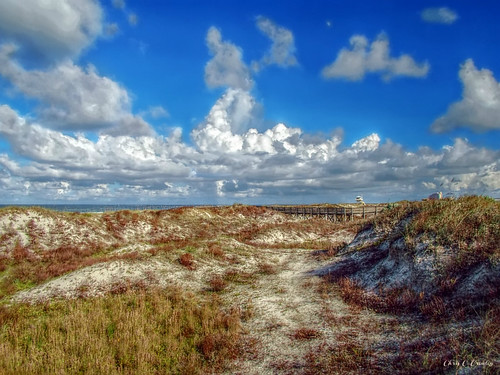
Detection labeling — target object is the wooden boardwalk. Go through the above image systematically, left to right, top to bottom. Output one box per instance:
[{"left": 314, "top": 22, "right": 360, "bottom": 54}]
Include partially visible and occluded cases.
[{"left": 265, "top": 205, "right": 384, "bottom": 222}]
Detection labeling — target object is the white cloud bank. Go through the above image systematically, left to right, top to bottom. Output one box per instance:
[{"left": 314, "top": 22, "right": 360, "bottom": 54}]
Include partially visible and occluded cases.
[
  {"left": 421, "top": 7, "right": 458, "bottom": 25},
  {"left": 322, "top": 33, "right": 430, "bottom": 81},
  {"left": 431, "top": 59, "right": 500, "bottom": 133},
  {"left": 1, "top": 95, "right": 498, "bottom": 203},
  {"left": 0, "top": 104, "right": 193, "bottom": 182}
]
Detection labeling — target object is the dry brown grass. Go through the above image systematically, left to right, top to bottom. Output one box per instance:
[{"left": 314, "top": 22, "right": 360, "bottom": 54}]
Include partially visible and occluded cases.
[
  {"left": 319, "top": 196, "right": 499, "bottom": 374},
  {"left": 331, "top": 196, "right": 499, "bottom": 320},
  {"left": 3, "top": 201, "right": 496, "bottom": 373},
  {"left": 0, "top": 204, "right": 312, "bottom": 301},
  {"left": 241, "top": 218, "right": 359, "bottom": 250},
  {"left": 312, "top": 241, "right": 348, "bottom": 261},
  {"left": 0, "top": 242, "right": 147, "bottom": 299},
  {"left": 206, "top": 243, "right": 226, "bottom": 259},
  {"left": 178, "top": 253, "right": 195, "bottom": 270},
  {"left": 0, "top": 255, "right": 7, "bottom": 273},
  {"left": 257, "top": 262, "right": 277, "bottom": 275},
  {"left": 223, "top": 269, "right": 256, "bottom": 285},
  {"left": 208, "top": 275, "right": 227, "bottom": 292},
  {"left": 335, "top": 277, "right": 463, "bottom": 322},
  {"left": 315, "top": 278, "right": 500, "bottom": 375},
  {"left": 0, "top": 287, "right": 242, "bottom": 375},
  {"left": 476, "top": 305, "right": 500, "bottom": 367},
  {"left": 291, "top": 327, "right": 322, "bottom": 341},
  {"left": 302, "top": 341, "right": 375, "bottom": 375}
]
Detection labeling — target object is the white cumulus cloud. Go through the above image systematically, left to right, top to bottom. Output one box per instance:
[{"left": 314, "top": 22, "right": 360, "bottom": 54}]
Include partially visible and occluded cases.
[
  {"left": 0, "top": 0, "right": 102, "bottom": 64},
  {"left": 421, "top": 7, "right": 458, "bottom": 24},
  {"left": 252, "top": 16, "right": 298, "bottom": 72},
  {"left": 204, "top": 27, "right": 253, "bottom": 90},
  {"left": 321, "top": 33, "right": 430, "bottom": 81},
  {"left": 0, "top": 44, "right": 148, "bottom": 132},
  {"left": 431, "top": 59, "right": 500, "bottom": 133},
  {"left": 191, "top": 89, "right": 253, "bottom": 153},
  {"left": 192, "top": 89, "right": 309, "bottom": 156},
  {"left": 146, "top": 106, "right": 170, "bottom": 119},
  {"left": 350, "top": 134, "right": 381, "bottom": 153}
]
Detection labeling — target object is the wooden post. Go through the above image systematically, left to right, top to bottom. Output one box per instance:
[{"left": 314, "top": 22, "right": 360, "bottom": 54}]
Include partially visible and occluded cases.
[{"left": 362, "top": 206, "right": 365, "bottom": 219}]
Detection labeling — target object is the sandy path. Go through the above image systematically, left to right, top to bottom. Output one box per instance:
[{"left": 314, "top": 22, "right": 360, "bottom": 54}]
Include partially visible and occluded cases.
[{"left": 223, "top": 247, "right": 365, "bottom": 375}]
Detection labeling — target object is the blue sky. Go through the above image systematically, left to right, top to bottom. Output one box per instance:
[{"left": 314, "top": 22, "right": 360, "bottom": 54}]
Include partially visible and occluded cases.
[{"left": 0, "top": 0, "right": 498, "bottom": 204}]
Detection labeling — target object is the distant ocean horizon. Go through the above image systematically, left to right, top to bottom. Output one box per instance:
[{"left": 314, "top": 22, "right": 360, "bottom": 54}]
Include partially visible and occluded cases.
[{"left": 0, "top": 204, "right": 202, "bottom": 213}]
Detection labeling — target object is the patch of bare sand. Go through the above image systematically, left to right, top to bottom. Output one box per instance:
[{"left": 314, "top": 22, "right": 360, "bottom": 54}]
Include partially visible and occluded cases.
[
  {"left": 249, "top": 227, "right": 355, "bottom": 247},
  {"left": 219, "top": 230, "right": 396, "bottom": 375},
  {"left": 223, "top": 248, "right": 331, "bottom": 374},
  {"left": 11, "top": 258, "right": 180, "bottom": 303}
]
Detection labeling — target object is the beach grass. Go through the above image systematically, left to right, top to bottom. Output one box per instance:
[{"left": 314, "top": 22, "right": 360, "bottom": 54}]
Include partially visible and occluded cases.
[{"left": 0, "top": 286, "right": 241, "bottom": 375}]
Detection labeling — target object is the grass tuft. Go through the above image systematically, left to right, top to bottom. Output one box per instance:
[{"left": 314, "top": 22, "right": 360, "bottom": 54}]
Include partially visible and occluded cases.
[
  {"left": 206, "top": 243, "right": 226, "bottom": 259},
  {"left": 179, "top": 253, "right": 195, "bottom": 270},
  {"left": 257, "top": 262, "right": 277, "bottom": 275},
  {"left": 208, "top": 275, "right": 227, "bottom": 292},
  {"left": 291, "top": 327, "right": 322, "bottom": 340}
]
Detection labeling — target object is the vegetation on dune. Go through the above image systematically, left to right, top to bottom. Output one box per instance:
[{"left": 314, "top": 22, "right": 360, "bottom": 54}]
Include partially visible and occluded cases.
[
  {"left": 372, "top": 195, "right": 499, "bottom": 262},
  {"left": 321, "top": 196, "right": 500, "bottom": 374},
  {"left": 0, "top": 198, "right": 498, "bottom": 374},
  {"left": 0, "top": 204, "right": 343, "bottom": 300},
  {"left": 0, "top": 243, "right": 143, "bottom": 299},
  {"left": 0, "top": 286, "right": 241, "bottom": 375}
]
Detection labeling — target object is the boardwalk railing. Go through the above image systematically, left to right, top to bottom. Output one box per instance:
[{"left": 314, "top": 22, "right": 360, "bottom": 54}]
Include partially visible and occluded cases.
[{"left": 265, "top": 205, "right": 383, "bottom": 222}]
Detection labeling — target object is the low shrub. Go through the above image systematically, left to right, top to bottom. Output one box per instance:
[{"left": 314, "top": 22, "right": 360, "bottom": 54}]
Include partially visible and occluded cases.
[
  {"left": 206, "top": 243, "right": 225, "bottom": 259},
  {"left": 179, "top": 253, "right": 195, "bottom": 270},
  {"left": 0, "top": 255, "right": 7, "bottom": 272},
  {"left": 257, "top": 262, "right": 277, "bottom": 275},
  {"left": 208, "top": 275, "right": 227, "bottom": 292}
]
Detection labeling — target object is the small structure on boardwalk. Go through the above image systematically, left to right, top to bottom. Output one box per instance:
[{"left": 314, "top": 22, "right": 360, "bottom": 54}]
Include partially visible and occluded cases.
[
  {"left": 427, "top": 192, "right": 443, "bottom": 200},
  {"left": 355, "top": 195, "right": 365, "bottom": 205}
]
